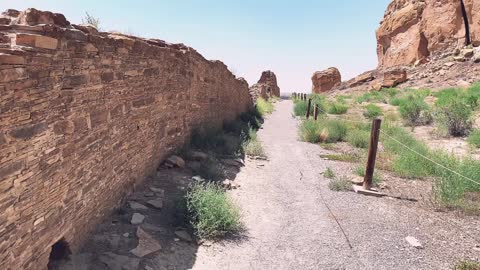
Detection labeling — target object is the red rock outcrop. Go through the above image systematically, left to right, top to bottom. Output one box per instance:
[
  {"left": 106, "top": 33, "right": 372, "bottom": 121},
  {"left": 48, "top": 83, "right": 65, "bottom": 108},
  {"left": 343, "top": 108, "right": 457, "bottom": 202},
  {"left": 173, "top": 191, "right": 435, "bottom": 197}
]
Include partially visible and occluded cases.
[
  {"left": 377, "top": 0, "right": 480, "bottom": 68},
  {"left": 0, "top": 8, "right": 252, "bottom": 269},
  {"left": 311, "top": 67, "right": 341, "bottom": 93},
  {"left": 249, "top": 70, "right": 280, "bottom": 100}
]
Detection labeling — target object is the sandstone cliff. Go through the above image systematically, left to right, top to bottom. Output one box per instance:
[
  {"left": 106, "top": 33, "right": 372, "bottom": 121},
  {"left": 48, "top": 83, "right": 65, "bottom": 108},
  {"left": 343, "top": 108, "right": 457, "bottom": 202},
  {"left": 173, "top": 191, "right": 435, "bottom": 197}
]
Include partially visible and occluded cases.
[
  {"left": 377, "top": 0, "right": 480, "bottom": 68},
  {"left": 0, "top": 8, "right": 252, "bottom": 269}
]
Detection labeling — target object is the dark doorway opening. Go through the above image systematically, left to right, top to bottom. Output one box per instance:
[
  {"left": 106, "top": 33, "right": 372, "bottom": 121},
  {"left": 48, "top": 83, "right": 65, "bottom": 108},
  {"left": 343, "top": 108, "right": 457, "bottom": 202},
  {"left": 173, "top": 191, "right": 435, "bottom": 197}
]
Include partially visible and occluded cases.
[
  {"left": 460, "top": 0, "right": 471, "bottom": 46},
  {"left": 47, "top": 238, "right": 71, "bottom": 269}
]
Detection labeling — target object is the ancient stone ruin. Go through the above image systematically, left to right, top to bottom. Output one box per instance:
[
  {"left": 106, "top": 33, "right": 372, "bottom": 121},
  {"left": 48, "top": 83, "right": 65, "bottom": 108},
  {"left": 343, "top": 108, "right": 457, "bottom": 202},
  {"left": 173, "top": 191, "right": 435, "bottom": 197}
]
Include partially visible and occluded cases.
[
  {"left": 377, "top": 0, "right": 480, "bottom": 67},
  {"left": 0, "top": 8, "right": 252, "bottom": 269},
  {"left": 311, "top": 67, "right": 341, "bottom": 93},
  {"left": 249, "top": 70, "right": 280, "bottom": 100}
]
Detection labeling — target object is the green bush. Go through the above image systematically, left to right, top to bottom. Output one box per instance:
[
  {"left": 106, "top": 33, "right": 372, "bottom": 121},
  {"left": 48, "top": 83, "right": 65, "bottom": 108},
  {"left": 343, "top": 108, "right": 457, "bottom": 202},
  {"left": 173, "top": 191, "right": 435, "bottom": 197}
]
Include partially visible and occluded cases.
[
  {"left": 382, "top": 87, "right": 399, "bottom": 97},
  {"left": 356, "top": 91, "right": 387, "bottom": 104},
  {"left": 293, "top": 94, "right": 326, "bottom": 117},
  {"left": 399, "top": 94, "right": 432, "bottom": 126},
  {"left": 256, "top": 97, "right": 274, "bottom": 117},
  {"left": 434, "top": 99, "right": 472, "bottom": 137},
  {"left": 327, "top": 102, "right": 349, "bottom": 114},
  {"left": 363, "top": 104, "right": 383, "bottom": 119},
  {"left": 299, "top": 119, "right": 347, "bottom": 143},
  {"left": 243, "top": 128, "right": 266, "bottom": 158},
  {"left": 346, "top": 129, "right": 370, "bottom": 149},
  {"left": 467, "top": 129, "right": 480, "bottom": 148},
  {"left": 323, "top": 168, "right": 335, "bottom": 179},
  {"left": 328, "top": 177, "right": 352, "bottom": 192},
  {"left": 186, "top": 183, "right": 242, "bottom": 239},
  {"left": 454, "top": 260, "right": 480, "bottom": 270}
]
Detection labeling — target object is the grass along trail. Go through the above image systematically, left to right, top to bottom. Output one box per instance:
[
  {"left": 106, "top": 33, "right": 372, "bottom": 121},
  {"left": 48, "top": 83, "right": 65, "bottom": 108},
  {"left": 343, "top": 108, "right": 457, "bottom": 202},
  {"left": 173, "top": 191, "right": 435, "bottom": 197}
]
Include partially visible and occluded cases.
[{"left": 191, "top": 100, "right": 479, "bottom": 270}]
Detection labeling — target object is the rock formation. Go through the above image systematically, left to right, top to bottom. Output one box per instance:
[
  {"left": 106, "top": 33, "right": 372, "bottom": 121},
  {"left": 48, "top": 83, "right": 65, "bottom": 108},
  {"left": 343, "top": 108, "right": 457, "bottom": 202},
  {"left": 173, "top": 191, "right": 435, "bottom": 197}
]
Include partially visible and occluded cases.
[
  {"left": 377, "top": 0, "right": 480, "bottom": 68},
  {"left": 0, "top": 8, "right": 252, "bottom": 269},
  {"left": 311, "top": 67, "right": 341, "bottom": 93},
  {"left": 249, "top": 70, "right": 280, "bottom": 100}
]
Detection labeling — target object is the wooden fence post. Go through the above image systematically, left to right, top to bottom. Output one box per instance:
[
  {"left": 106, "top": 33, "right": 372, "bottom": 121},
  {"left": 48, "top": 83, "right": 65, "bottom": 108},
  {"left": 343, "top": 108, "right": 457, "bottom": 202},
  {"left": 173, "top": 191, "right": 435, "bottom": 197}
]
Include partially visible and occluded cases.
[
  {"left": 306, "top": 98, "right": 312, "bottom": 119},
  {"left": 314, "top": 105, "right": 319, "bottom": 120},
  {"left": 363, "top": 118, "right": 382, "bottom": 190}
]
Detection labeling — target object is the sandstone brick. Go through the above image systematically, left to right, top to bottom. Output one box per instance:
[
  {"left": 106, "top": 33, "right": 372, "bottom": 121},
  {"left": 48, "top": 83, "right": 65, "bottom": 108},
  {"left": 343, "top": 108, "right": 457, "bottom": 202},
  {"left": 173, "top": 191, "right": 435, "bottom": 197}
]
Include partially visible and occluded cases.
[
  {"left": 0, "top": 8, "right": 253, "bottom": 270},
  {"left": 15, "top": 34, "right": 58, "bottom": 50},
  {"left": 0, "top": 54, "right": 24, "bottom": 65},
  {"left": 0, "top": 68, "right": 27, "bottom": 82},
  {"left": 9, "top": 122, "right": 46, "bottom": 139},
  {"left": 0, "top": 160, "right": 24, "bottom": 181}
]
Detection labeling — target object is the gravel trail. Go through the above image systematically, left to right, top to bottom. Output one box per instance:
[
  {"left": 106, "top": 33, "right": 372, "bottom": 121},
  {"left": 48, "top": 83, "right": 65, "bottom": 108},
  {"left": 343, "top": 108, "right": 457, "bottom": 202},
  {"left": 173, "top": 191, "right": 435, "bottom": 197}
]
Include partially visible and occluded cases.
[{"left": 191, "top": 100, "right": 480, "bottom": 270}]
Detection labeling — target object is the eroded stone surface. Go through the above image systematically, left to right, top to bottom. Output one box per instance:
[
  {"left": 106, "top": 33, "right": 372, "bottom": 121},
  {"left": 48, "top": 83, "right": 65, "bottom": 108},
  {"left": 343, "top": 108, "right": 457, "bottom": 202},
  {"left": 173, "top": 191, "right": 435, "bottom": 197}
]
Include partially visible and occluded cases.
[{"left": 311, "top": 67, "right": 341, "bottom": 93}]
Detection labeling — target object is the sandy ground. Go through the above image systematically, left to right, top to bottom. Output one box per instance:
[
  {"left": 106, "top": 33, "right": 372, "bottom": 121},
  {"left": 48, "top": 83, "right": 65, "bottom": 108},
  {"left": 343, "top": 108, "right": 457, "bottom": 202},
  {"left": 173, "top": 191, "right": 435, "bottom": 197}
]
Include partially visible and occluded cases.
[
  {"left": 56, "top": 100, "right": 480, "bottom": 270},
  {"left": 191, "top": 100, "right": 479, "bottom": 270}
]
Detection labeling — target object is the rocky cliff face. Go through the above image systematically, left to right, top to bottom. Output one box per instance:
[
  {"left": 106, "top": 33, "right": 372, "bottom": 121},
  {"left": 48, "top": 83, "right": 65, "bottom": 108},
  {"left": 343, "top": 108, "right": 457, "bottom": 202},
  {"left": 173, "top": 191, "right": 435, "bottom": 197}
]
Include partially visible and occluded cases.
[{"left": 377, "top": 0, "right": 480, "bottom": 68}]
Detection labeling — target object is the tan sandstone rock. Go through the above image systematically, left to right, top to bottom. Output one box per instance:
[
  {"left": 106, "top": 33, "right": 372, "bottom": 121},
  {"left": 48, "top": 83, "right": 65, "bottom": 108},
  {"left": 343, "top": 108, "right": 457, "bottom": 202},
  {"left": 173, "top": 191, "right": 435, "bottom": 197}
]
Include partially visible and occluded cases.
[
  {"left": 377, "top": 0, "right": 480, "bottom": 68},
  {"left": 311, "top": 67, "right": 341, "bottom": 93},
  {"left": 249, "top": 70, "right": 280, "bottom": 100}
]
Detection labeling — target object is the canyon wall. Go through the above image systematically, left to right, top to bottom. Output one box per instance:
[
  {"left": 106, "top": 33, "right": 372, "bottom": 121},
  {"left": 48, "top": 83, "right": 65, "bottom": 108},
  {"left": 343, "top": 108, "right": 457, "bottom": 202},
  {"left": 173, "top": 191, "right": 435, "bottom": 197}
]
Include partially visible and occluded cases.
[
  {"left": 377, "top": 0, "right": 480, "bottom": 67},
  {"left": 0, "top": 8, "right": 252, "bottom": 270}
]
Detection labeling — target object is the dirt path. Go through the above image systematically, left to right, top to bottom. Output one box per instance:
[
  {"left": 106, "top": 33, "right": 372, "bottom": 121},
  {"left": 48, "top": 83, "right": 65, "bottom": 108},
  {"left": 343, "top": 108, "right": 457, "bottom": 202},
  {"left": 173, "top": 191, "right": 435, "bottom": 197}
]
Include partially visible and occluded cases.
[{"left": 190, "top": 100, "right": 480, "bottom": 270}]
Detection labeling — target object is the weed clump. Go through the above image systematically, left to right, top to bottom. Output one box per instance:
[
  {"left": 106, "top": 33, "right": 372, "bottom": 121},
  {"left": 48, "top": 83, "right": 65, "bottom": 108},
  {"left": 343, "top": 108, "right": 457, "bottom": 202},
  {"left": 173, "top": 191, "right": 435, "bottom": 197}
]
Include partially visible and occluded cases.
[
  {"left": 399, "top": 94, "right": 432, "bottom": 126},
  {"left": 256, "top": 97, "right": 274, "bottom": 117},
  {"left": 434, "top": 99, "right": 472, "bottom": 137},
  {"left": 327, "top": 102, "right": 349, "bottom": 115},
  {"left": 363, "top": 104, "right": 383, "bottom": 119},
  {"left": 299, "top": 119, "right": 347, "bottom": 143},
  {"left": 346, "top": 129, "right": 370, "bottom": 149},
  {"left": 467, "top": 129, "right": 480, "bottom": 148},
  {"left": 323, "top": 168, "right": 335, "bottom": 179},
  {"left": 328, "top": 177, "right": 352, "bottom": 192},
  {"left": 186, "top": 183, "right": 242, "bottom": 239}
]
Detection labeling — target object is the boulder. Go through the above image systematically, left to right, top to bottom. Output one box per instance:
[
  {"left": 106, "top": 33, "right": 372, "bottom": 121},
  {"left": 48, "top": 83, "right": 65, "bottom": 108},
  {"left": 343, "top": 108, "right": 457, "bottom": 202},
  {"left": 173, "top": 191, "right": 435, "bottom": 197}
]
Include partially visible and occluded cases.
[
  {"left": 376, "top": 0, "right": 480, "bottom": 68},
  {"left": 16, "top": 8, "right": 70, "bottom": 27},
  {"left": 311, "top": 67, "right": 341, "bottom": 93},
  {"left": 382, "top": 69, "right": 407, "bottom": 88},
  {"left": 349, "top": 71, "right": 375, "bottom": 87},
  {"left": 165, "top": 155, "right": 185, "bottom": 168},
  {"left": 131, "top": 213, "right": 145, "bottom": 225},
  {"left": 130, "top": 227, "right": 162, "bottom": 257}
]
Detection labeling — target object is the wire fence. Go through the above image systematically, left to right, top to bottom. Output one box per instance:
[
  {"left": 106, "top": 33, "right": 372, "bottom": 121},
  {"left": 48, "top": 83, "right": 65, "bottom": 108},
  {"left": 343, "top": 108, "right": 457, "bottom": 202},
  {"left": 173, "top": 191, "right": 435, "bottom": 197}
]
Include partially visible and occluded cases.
[{"left": 294, "top": 96, "right": 480, "bottom": 188}]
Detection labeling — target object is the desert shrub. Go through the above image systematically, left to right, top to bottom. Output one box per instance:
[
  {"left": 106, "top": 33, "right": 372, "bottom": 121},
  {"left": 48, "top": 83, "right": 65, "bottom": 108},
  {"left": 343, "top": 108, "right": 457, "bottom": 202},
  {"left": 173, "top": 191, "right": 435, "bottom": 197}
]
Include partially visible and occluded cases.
[
  {"left": 82, "top": 12, "right": 100, "bottom": 29},
  {"left": 382, "top": 87, "right": 399, "bottom": 97},
  {"left": 356, "top": 91, "right": 387, "bottom": 104},
  {"left": 399, "top": 94, "right": 432, "bottom": 126},
  {"left": 256, "top": 97, "right": 274, "bottom": 117},
  {"left": 389, "top": 97, "right": 406, "bottom": 106},
  {"left": 434, "top": 99, "right": 472, "bottom": 137},
  {"left": 328, "top": 102, "right": 349, "bottom": 114},
  {"left": 363, "top": 104, "right": 383, "bottom": 119},
  {"left": 240, "top": 108, "right": 263, "bottom": 130},
  {"left": 384, "top": 111, "right": 400, "bottom": 122},
  {"left": 299, "top": 119, "right": 347, "bottom": 143},
  {"left": 322, "top": 120, "right": 348, "bottom": 143},
  {"left": 381, "top": 125, "right": 434, "bottom": 178},
  {"left": 243, "top": 128, "right": 266, "bottom": 158},
  {"left": 346, "top": 129, "right": 370, "bottom": 149},
  {"left": 467, "top": 129, "right": 480, "bottom": 148},
  {"left": 323, "top": 168, "right": 335, "bottom": 179},
  {"left": 328, "top": 177, "right": 352, "bottom": 192},
  {"left": 186, "top": 183, "right": 242, "bottom": 239},
  {"left": 454, "top": 260, "right": 480, "bottom": 270}
]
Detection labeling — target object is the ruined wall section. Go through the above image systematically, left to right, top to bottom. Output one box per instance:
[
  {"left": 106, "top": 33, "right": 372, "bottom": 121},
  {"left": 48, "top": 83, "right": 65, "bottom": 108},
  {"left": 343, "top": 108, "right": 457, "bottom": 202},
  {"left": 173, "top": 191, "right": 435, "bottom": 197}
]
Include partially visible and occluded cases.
[{"left": 0, "top": 9, "right": 252, "bottom": 269}]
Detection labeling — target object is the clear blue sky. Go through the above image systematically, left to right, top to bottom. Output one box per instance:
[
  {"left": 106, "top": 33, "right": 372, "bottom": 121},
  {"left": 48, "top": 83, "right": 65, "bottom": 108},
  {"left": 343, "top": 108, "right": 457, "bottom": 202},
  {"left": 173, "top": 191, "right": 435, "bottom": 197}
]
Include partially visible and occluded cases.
[{"left": 1, "top": 0, "right": 391, "bottom": 93}]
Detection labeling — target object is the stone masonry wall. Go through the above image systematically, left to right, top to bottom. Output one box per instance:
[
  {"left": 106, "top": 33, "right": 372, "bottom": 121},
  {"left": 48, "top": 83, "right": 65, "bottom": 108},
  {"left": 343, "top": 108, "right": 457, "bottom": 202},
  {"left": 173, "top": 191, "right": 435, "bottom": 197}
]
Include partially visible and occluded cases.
[{"left": 0, "top": 8, "right": 252, "bottom": 270}]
